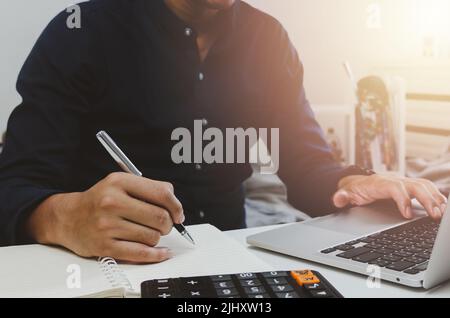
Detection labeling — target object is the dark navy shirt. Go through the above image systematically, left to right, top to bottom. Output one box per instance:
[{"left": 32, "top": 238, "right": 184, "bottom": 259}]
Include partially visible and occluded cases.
[{"left": 0, "top": 0, "right": 354, "bottom": 245}]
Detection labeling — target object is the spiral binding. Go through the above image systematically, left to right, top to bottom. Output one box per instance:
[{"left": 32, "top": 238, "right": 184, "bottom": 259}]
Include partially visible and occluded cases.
[{"left": 98, "top": 257, "right": 133, "bottom": 291}]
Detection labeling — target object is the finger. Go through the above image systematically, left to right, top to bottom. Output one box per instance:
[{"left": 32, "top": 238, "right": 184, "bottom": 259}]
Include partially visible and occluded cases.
[
  {"left": 109, "top": 173, "right": 184, "bottom": 224},
  {"left": 414, "top": 179, "right": 447, "bottom": 215},
  {"left": 405, "top": 180, "right": 442, "bottom": 219},
  {"left": 388, "top": 181, "right": 413, "bottom": 219},
  {"left": 333, "top": 190, "right": 351, "bottom": 208},
  {"left": 118, "top": 197, "right": 173, "bottom": 235},
  {"left": 112, "top": 220, "right": 162, "bottom": 247},
  {"left": 108, "top": 240, "right": 172, "bottom": 264}
]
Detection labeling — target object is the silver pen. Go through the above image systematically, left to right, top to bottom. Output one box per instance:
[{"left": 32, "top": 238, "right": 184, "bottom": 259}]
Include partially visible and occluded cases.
[{"left": 96, "top": 130, "right": 195, "bottom": 245}]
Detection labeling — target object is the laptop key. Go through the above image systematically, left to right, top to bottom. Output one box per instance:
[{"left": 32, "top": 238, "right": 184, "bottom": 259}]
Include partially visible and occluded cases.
[
  {"left": 359, "top": 237, "right": 376, "bottom": 244},
  {"left": 366, "top": 243, "right": 383, "bottom": 250},
  {"left": 335, "top": 244, "right": 355, "bottom": 251},
  {"left": 336, "top": 247, "right": 372, "bottom": 259},
  {"left": 374, "top": 247, "right": 395, "bottom": 255},
  {"left": 404, "top": 247, "right": 424, "bottom": 254},
  {"left": 321, "top": 248, "right": 337, "bottom": 254},
  {"left": 393, "top": 251, "right": 413, "bottom": 258},
  {"left": 353, "top": 252, "right": 383, "bottom": 263},
  {"left": 416, "top": 253, "right": 431, "bottom": 260},
  {"left": 382, "top": 255, "right": 402, "bottom": 263},
  {"left": 404, "top": 257, "right": 426, "bottom": 265},
  {"left": 369, "top": 259, "right": 391, "bottom": 267},
  {"left": 386, "top": 261, "right": 415, "bottom": 272},
  {"left": 412, "top": 262, "right": 428, "bottom": 272},
  {"left": 404, "top": 269, "right": 421, "bottom": 275}
]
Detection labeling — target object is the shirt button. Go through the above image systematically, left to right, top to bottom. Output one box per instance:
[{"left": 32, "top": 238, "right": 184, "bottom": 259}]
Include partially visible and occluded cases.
[
  {"left": 184, "top": 27, "right": 193, "bottom": 37},
  {"left": 198, "top": 72, "right": 205, "bottom": 81},
  {"left": 195, "top": 164, "right": 202, "bottom": 171},
  {"left": 199, "top": 211, "right": 205, "bottom": 219}
]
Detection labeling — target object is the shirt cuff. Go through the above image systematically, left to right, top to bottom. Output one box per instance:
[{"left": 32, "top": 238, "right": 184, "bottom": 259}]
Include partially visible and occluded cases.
[{"left": 5, "top": 188, "right": 63, "bottom": 246}]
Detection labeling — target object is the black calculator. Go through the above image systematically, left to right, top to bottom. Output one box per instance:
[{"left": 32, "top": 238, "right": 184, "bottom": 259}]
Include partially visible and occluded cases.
[{"left": 141, "top": 270, "right": 343, "bottom": 298}]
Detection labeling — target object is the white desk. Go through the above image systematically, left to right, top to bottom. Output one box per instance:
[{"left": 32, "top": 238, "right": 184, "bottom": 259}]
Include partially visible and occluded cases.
[{"left": 226, "top": 224, "right": 450, "bottom": 298}]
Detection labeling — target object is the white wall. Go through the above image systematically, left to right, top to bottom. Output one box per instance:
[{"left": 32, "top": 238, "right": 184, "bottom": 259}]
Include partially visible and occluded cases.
[
  {"left": 0, "top": 0, "right": 73, "bottom": 133},
  {"left": 1, "top": 0, "right": 449, "bottom": 133}
]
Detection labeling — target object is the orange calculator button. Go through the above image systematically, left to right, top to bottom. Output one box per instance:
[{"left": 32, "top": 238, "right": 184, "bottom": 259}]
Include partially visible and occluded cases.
[{"left": 291, "top": 270, "right": 321, "bottom": 286}]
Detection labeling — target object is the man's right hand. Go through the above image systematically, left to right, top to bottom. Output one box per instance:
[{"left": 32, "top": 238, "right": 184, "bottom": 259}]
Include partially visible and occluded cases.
[{"left": 26, "top": 172, "right": 185, "bottom": 263}]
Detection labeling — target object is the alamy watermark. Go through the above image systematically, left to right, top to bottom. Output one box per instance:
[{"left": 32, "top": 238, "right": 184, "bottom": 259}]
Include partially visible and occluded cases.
[
  {"left": 366, "top": 3, "right": 382, "bottom": 29},
  {"left": 66, "top": 4, "right": 81, "bottom": 29},
  {"left": 171, "top": 120, "right": 280, "bottom": 175},
  {"left": 66, "top": 264, "right": 82, "bottom": 289},
  {"left": 366, "top": 265, "right": 381, "bottom": 289}
]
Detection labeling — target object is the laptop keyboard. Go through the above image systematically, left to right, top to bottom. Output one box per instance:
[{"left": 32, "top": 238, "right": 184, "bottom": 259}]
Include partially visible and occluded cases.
[{"left": 321, "top": 217, "right": 439, "bottom": 275}]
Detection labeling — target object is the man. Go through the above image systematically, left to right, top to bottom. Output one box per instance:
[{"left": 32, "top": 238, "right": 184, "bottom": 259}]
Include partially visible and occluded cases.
[{"left": 0, "top": 0, "right": 447, "bottom": 263}]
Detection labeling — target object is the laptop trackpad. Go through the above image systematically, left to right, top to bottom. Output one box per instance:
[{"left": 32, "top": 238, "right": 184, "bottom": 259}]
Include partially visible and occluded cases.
[{"left": 305, "top": 202, "right": 417, "bottom": 237}]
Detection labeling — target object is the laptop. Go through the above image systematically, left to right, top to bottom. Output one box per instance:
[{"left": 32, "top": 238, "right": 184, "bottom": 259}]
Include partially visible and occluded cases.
[{"left": 247, "top": 196, "right": 450, "bottom": 289}]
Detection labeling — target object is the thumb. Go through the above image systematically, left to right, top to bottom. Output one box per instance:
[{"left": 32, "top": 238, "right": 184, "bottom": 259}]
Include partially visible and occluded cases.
[{"left": 333, "top": 190, "right": 351, "bottom": 208}]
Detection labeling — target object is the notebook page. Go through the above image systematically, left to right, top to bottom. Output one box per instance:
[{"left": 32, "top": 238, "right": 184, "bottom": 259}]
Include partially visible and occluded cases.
[
  {"left": 121, "top": 224, "right": 273, "bottom": 292},
  {"left": 0, "top": 245, "right": 118, "bottom": 298}
]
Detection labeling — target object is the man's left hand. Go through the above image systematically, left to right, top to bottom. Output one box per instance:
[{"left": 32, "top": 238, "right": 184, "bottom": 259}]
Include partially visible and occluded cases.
[{"left": 333, "top": 174, "right": 448, "bottom": 220}]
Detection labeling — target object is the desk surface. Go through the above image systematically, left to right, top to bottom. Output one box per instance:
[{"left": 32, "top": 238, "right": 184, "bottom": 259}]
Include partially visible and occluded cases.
[{"left": 225, "top": 224, "right": 450, "bottom": 298}]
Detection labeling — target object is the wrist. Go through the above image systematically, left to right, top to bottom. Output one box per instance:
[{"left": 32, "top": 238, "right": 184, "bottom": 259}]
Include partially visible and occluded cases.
[
  {"left": 338, "top": 165, "right": 376, "bottom": 189},
  {"left": 338, "top": 175, "right": 367, "bottom": 189},
  {"left": 26, "top": 192, "right": 82, "bottom": 246}
]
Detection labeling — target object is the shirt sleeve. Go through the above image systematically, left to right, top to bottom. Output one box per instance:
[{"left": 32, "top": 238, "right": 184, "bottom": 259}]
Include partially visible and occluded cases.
[
  {"left": 0, "top": 9, "right": 105, "bottom": 245},
  {"left": 265, "top": 23, "right": 356, "bottom": 217}
]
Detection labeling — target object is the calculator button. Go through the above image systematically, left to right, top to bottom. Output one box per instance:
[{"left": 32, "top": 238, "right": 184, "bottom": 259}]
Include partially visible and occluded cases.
[
  {"left": 291, "top": 270, "right": 321, "bottom": 286},
  {"left": 262, "top": 271, "right": 288, "bottom": 278},
  {"left": 237, "top": 273, "right": 257, "bottom": 279},
  {"left": 211, "top": 275, "right": 232, "bottom": 282},
  {"left": 266, "top": 277, "right": 288, "bottom": 285},
  {"left": 180, "top": 278, "right": 208, "bottom": 287},
  {"left": 239, "top": 279, "right": 262, "bottom": 287},
  {"left": 214, "top": 281, "right": 235, "bottom": 289},
  {"left": 153, "top": 282, "right": 173, "bottom": 291},
  {"left": 303, "top": 283, "right": 325, "bottom": 291},
  {"left": 155, "top": 285, "right": 172, "bottom": 292},
  {"left": 271, "top": 285, "right": 293, "bottom": 292},
  {"left": 244, "top": 286, "right": 266, "bottom": 294},
  {"left": 216, "top": 288, "right": 239, "bottom": 297},
  {"left": 188, "top": 290, "right": 212, "bottom": 298},
  {"left": 310, "top": 290, "right": 333, "bottom": 298},
  {"left": 157, "top": 292, "right": 174, "bottom": 298},
  {"left": 276, "top": 292, "right": 300, "bottom": 299},
  {"left": 249, "top": 294, "right": 270, "bottom": 299}
]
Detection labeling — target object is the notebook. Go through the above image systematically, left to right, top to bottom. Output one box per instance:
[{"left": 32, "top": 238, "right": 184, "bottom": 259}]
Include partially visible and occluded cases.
[{"left": 0, "top": 224, "right": 272, "bottom": 298}]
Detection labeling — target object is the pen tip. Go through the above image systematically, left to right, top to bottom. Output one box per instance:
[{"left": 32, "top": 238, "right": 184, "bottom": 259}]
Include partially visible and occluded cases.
[{"left": 186, "top": 234, "right": 196, "bottom": 246}]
